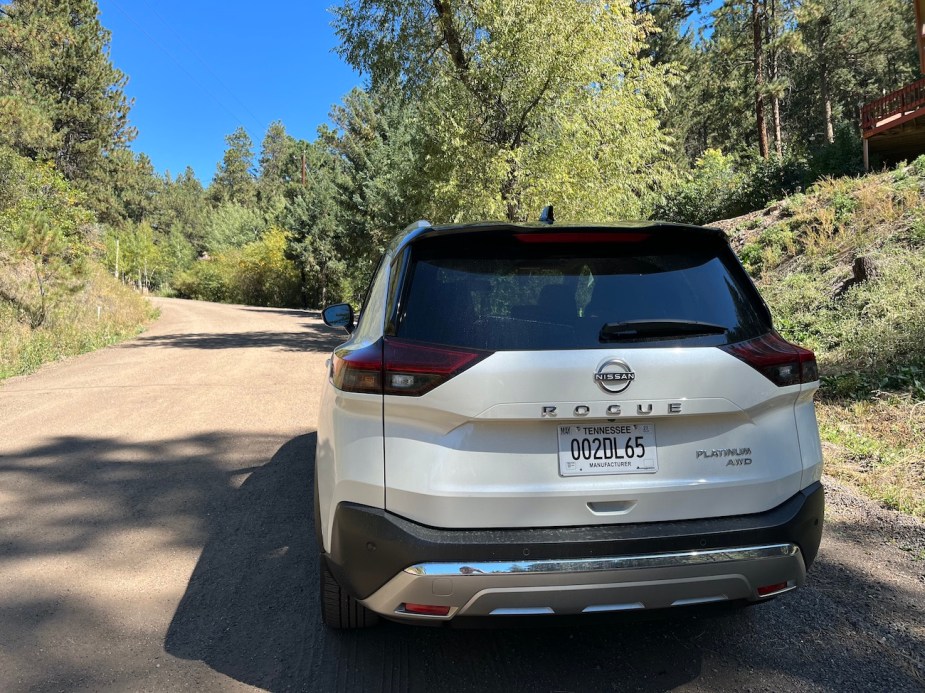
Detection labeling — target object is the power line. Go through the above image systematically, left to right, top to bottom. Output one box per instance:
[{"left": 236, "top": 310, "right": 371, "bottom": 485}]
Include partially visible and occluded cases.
[
  {"left": 106, "top": 0, "right": 264, "bottom": 140},
  {"left": 134, "top": 1, "right": 267, "bottom": 133}
]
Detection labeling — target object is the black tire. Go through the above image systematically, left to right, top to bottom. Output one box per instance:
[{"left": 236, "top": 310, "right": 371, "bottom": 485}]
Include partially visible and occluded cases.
[{"left": 320, "top": 557, "right": 379, "bottom": 629}]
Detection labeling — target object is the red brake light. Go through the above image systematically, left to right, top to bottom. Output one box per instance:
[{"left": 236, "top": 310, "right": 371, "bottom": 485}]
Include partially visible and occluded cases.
[
  {"left": 514, "top": 232, "right": 652, "bottom": 244},
  {"left": 720, "top": 332, "right": 818, "bottom": 386},
  {"left": 331, "top": 338, "right": 490, "bottom": 396},
  {"left": 383, "top": 338, "right": 489, "bottom": 396}
]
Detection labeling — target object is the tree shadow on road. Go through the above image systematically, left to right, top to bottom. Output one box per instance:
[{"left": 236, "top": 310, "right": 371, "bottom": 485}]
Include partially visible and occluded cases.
[
  {"left": 240, "top": 307, "right": 324, "bottom": 319},
  {"left": 123, "top": 329, "right": 343, "bottom": 352},
  {"left": 4, "top": 430, "right": 922, "bottom": 691},
  {"left": 0, "top": 431, "right": 299, "bottom": 690},
  {"left": 163, "top": 433, "right": 705, "bottom": 692},
  {"left": 163, "top": 435, "right": 925, "bottom": 692}
]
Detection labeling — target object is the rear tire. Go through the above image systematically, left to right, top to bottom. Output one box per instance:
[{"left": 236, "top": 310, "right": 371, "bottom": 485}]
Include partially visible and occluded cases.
[{"left": 320, "top": 557, "right": 379, "bottom": 629}]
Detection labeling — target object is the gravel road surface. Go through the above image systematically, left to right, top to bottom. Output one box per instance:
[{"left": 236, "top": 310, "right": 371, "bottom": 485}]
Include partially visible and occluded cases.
[{"left": 1, "top": 297, "right": 922, "bottom": 692}]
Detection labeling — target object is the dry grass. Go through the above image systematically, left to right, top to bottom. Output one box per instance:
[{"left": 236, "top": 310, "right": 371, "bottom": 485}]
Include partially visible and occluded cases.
[
  {"left": 0, "top": 263, "right": 156, "bottom": 381},
  {"left": 818, "top": 398, "right": 925, "bottom": 518}
]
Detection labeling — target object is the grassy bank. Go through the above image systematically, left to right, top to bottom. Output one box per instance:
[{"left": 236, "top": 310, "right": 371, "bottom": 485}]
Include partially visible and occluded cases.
[
  {"left": 716, "top": 157, "right": 925, "bottom": 517},
  {"left": 0, "top": 264, "right": 156, "bottom": 381}
]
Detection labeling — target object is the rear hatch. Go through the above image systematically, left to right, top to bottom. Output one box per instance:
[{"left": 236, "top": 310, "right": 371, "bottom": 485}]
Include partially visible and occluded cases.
[{"left": 380, "top": 225, "right": 816, "bottom": 529}]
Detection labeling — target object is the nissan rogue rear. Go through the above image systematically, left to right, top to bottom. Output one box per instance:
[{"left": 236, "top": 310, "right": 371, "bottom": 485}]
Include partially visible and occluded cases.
[{"left": 315, "top": 218, "right": 824, "bottom": 628}]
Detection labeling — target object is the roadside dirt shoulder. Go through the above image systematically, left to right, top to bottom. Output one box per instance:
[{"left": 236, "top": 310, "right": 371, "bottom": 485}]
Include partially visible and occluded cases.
[{"left": 815, "top": 474, "right": 925, "bottom": 686}]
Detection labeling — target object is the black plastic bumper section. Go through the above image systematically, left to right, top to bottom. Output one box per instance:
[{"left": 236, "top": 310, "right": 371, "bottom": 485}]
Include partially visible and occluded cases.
[{"left": 325, "top": 482, "right": 824, "bottom": 600}]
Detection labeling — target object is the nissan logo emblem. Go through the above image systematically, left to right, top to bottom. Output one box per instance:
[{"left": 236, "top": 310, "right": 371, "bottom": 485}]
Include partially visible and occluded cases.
[{"left": 594, "top": 358, "right": 635, "bottom": 394}]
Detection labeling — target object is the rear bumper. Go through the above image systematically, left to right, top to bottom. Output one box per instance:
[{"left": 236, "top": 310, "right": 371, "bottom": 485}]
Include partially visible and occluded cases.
[
  {"left": 325, "top": 482, "right": 824, "bottom": 619},
  {"left": 365, "top": 543, "right": 805, "bottom": 620}
]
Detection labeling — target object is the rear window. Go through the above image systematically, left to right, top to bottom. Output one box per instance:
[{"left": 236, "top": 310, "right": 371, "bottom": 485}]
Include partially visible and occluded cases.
[{"left": 394, "top": 231, "right": 769, "bottom": 350}]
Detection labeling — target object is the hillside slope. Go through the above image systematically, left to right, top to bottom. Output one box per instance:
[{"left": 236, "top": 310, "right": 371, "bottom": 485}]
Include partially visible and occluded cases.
[
  {"left": 715, "top": 158, "right": 925, "bottom": 518},
  {"left": 0, "top": 262, "right": 155, "bottom": 381}
]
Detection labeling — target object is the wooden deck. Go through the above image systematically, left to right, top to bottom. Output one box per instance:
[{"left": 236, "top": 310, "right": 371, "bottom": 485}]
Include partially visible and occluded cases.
[
  {"left": 862, "top": 77, "right": 925, "bottom": 168},
  {"left": 862, "top": 77, "right": 925, "bottom": 138}
]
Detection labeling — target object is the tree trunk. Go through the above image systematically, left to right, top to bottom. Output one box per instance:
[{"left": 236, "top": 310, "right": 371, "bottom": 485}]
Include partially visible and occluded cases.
[
  {"left": 752, "top": 0, "right": 769, "bottom": 159},
  {"left": 769, "top": 0, "right": 783, "bottom": 157},
  {"left": 821, "top": 62, "right": 835, "bottom": 144},
  {"left": 772, "top": 95, "right": 783, "bottom": 157},
  {"left": 501, "top": 153, "right": 522, "bottom": 222}
]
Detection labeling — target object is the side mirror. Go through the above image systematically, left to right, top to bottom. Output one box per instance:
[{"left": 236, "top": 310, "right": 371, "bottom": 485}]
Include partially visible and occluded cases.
[{"left": 322, "top": 303, "right": 355, "bottom": 333}]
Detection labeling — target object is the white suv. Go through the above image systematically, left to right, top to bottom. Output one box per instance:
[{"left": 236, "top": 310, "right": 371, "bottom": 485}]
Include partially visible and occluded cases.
[{"left": 316, "top": 217, "right": 824, "bottom": 628}]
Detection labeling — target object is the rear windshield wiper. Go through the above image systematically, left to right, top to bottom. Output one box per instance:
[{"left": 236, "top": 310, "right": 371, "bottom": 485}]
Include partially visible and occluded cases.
[{"left": 599, "top": 319, "right": 729, "bottom": 342}]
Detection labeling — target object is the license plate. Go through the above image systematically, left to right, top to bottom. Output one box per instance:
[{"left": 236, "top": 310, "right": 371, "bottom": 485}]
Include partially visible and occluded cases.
[{"left": 557, "top": 423, "right": 658, "bottom": 476}]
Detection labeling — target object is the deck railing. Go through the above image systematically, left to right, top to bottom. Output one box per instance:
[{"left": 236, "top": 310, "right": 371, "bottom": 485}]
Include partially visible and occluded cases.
[{"left": 861, "top": 76, "right": 925, "bottom": 137}]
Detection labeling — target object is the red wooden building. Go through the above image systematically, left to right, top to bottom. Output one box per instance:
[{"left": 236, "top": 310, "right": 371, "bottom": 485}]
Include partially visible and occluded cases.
[{"left": 861, "top": 0, "right": 925, "bottom": 168}]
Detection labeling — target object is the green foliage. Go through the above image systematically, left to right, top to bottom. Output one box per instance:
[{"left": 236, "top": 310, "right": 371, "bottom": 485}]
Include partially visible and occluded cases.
[
  {"left": 0, "top": 0, "right": 135, "bottom": 189},
  {"left": 333, "top": 0, "right": 677, "bottom": 222},
  {"left": 674, "top": 0, "right": 916, "bottom": 179},
  {"left": 320, "top": 87, "right": 432, "bottom": 298},
  {"left": 257, "top": 121, "right": 302, "bottom": 211},
  {"left": 805, "top": 124, "right": 865, "bottom": 180},
  {"left": 210, "top": 127, "right": 257, "bottom": 207},
  {"left": 284, "top": 142, "right": 349, "bottom": 307},
  {"left": 0, "top": 148, "right": 95, "bottom": 327},
  {"left": 656, "top": 148, "right": 807, "bottom": 224},
  {"left": 655, "top": 149, "right": 742, "bottom": 224},
  {"left": 94, "top": 150, "right": 161, "bottom": 226},
  {"left": 911, "top": 155, "right": 925, "bottom": 179},
  {"left": 156, "top": 167, "right": 210, "bottom": 253},
  {"left": 202, "top": 202, "right": 266, "bottom": 255},
  {"left": 101, "top": 221, "right": 176, "bottom": 290},
  {"left": 234, "top": 227, "right": 302, "bottom": 307},
  {"left": 172, "top": 228, "right": 301, "bottom": 307},
  {"left": 171, "top": 258, "right": 230, "bottom": 304}
]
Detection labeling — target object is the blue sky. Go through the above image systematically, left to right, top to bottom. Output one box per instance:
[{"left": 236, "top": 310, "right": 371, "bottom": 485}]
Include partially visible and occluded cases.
[{"left": 97, "top": 1, "right": 363, "bottom": 182}]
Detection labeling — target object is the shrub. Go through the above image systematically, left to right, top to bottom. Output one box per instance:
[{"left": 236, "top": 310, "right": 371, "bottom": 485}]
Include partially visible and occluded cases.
[
  {"left": 655, "top": 149, "right": 808, "bottom": 225},
  {"left": 172, "top": 228, "right": 301, "bottom": 307}
]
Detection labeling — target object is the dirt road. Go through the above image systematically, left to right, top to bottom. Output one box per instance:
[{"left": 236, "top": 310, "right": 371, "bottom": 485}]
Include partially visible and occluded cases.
[{"left": 1, "top": 297, "right": 922, "bottom": 692}]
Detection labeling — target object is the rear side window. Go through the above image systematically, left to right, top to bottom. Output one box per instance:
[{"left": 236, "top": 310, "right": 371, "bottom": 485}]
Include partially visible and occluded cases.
[
  {"left": 395, "top": 232, "right": 768, "bottom": 350},
  {"left": 352, "top": 256, "right": 390, "bottom": 343}
]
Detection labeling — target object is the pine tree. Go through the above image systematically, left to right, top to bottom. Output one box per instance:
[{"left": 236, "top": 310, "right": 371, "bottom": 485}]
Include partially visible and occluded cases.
[
  {"left": 0, "top": 0, "right": 135, "bottom": 182},
  {"left": 257, "top": 121, "right": 300, "bottom": 210},
  {"left": 210, "top": 127, "right": 257, "bottom": 206}
]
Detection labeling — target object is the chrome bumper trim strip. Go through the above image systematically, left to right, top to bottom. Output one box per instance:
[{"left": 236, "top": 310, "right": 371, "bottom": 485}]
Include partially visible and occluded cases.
[{"left": 404, "top": 543, "right": 798, "bottom": 577}]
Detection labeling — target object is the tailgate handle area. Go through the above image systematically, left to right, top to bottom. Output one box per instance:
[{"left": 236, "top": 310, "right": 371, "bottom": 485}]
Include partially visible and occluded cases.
[{"left": 587, "top": 500, "right": 636, "bottom": 515}]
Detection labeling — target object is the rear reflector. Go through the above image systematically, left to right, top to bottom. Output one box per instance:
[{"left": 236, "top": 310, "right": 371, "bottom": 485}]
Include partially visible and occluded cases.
[
  {"left": 720, "top": 332, "right": 818, "bottom": 386},
  {"left": 331, "top": 338, "right": 490, "bottom": 396},
  {"left": 757, "top": 582, "right": 789, "bottom": 597},
  {"left": 402, "top": 603, "right": 451, "bottom": 616}
]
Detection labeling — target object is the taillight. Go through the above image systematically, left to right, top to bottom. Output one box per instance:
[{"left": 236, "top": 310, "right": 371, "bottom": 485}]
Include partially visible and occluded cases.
[
  {"left": 720, "top": 332, "right": 818, "bottom": 386},
  {"left": 331, "top": 338, "right": 489, "bottom": 396},
  {"left": 331, "top": 341, "right": 382, "bottom": 394}
]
